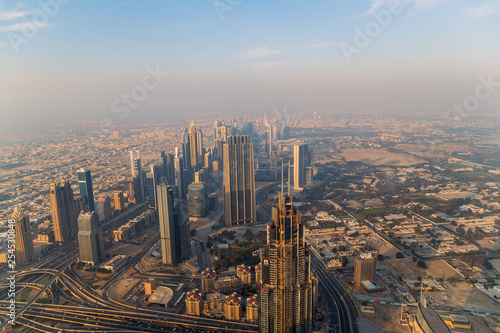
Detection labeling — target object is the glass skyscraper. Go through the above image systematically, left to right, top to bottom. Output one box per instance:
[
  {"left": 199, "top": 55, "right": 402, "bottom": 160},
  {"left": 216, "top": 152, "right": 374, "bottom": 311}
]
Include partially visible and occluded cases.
[{"left": 78, "top": 168, "right": 95, "bottom": 212}]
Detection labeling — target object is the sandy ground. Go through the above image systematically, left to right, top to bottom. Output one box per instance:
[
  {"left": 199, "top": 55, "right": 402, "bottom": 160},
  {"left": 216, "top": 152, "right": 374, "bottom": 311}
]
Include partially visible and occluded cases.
[
  {"left": 338, "top": 148, "right": 426, "bottom": 166},
  {"left": 106, "top": 242, "right": 144, "bottom": 257},
  {"left": 377, "top": 259, "right": 463, "bottom": 281},
  {"left": 357, "top": 303, "right": 412, "bottom": 333}
]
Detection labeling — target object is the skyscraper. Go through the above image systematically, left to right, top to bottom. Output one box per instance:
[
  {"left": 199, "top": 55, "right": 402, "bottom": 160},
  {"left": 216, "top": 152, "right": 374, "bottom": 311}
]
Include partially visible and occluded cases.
[
  {"left": 264, "top": 115, "right": 273, "bottom": 156},
  {"left": 220, "top": 121, "right": 228, "bottom": 143},
  {"left": 189, "top": 122, "right": 199, "bottom": 171},
  {"left": 196, "top": 128, "right": 204, "bottom": 165},
  {"left": 181, "top": 129, "right": 193, "bottom": 183},
  {"left": 223, "top": 135, "right": 256, "bottom": 225},
  {"left": 293, "top": 144, "right": 312, "bottom": 189},
  {"left": 175, "top": 148, "right": 188, "bottom": 200},
  {"left": 130, "top": 150, "right": 144, "bottom": 200},
  {"left": 145, "top": 164, "right": 161, "bottom": 209},
  {"left": 77, "top": 168, "right": 95, "bottom": 212},
  {"left": 157, "top": 179, "right": 180, "bottom": 266},
  {"left": 50, "top": 181, "right": 78, "bottom": 243},
  {"left": 188, "top": 182, "right": 208, "bottom": 218},
  {"left": 113, "top": 191, "right": 125, "bottom": 210},
  {"left": 259, "top": 194, "right": 313, "bottom": 333},
  {"left": 95, "top": 196, "right": 112, "bottom": 222},
  {"left": 11, "top": 206, "right": 35, "bottom": 264},
  {"left": 77, "top": 211, "right": 105, "bottom": 265},
  {"left": 354, "top": 253, "right": 375, "bottom": 289}
]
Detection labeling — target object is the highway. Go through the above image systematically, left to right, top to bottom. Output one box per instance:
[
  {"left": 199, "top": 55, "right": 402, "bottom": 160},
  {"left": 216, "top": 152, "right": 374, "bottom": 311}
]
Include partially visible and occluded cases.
[{"left": 310, "top": 252, "right": 358, "bottom": 333}]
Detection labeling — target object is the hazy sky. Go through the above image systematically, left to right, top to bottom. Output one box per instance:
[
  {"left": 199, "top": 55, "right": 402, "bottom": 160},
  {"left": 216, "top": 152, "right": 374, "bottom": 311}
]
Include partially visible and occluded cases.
[{"left": 1, "top": 0, "right": 499, "bottom": 133}]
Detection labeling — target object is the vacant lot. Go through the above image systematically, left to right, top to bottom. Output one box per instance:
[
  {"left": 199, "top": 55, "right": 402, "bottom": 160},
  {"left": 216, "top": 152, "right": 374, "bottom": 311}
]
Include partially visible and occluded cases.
[{"left": 338, "top": 148, "right": 426, "bottom": 166}]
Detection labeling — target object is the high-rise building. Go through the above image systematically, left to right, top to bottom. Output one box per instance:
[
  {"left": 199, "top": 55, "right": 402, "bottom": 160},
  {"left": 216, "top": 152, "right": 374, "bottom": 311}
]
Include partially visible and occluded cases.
[
  {"left": 264, "top": 115, "right": 273, "bottom": 156},
  {"left": 214, "top": 120, "right": 222, "bottom": 143},
  {"left": 220, "top": 121, "right": 228, "bottom": 143},
  {"left": 189, "top": 122, "right": 199, "bottom": 171},
  {"left": 196, "top": 128, "right": 204, "bottom": 165},
  {"left": 223, "top": 135, "right": 256, "bottom": 226},
  {"left": 294, "top": 144, "right": 312, "bottom": 189},
  {"left": 130, "top": 150, "right": 144, "bottom": 200},
  {"left": 174, "top": 150, "right": 188, "bottom": 200},
  {"left": 157, "top": 151, "right": 176, "bottom": 186},
  {"left": 145, "top": 164, "right": 161, "bottom": 209},
  {"left": 77, "top": 168, "right": 95, "bottom": 212},
  {"left": 127, "top": 177, "right": 140, "bottom": 203},
  {"left": 157, "top": 179, "right": 180, "bottom": 266},
  {"left": 50, "top": 181, "right": 78, "bottom": 243},
  {"left": 188, "top": 182, "right": 208, "bottom": 217},
  {"left": 113, "top": 191, "right": 125, "bottom": 210},
  {"left": 259, "top": 194, "right": 313, "bottom": 333},
  {"left": 95, "top": 196, "right": 112, "bottom": 222},
  {"left": 11, "top": 206, "right": 35, "bottom": 264},
  {"left": 77, "top": 211, "right": 104, "bottom": 265},
  {"left": 354, "top": 253, "right": 376, "bottom": 289}
]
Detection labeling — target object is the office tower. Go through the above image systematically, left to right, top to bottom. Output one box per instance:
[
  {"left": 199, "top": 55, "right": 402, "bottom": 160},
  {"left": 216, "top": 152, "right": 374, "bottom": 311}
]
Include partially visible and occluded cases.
[
  {"left": 264, "top": 115, "right": 273, "bottom": 155},
  {"left": 214, "top": 120, "right": 222, "bottom": 143},
  {"left": 220, "top": 121, "right": 228, "bottom": 143},
  {"left": 189, "top": 122, "right": 199, "bottom": 171},
  {"left": 241, "top": 122, "right": 253, "bottom": 136},
  {"left": 282, "top": 126, "right": 290, "bottom": 140},
  {"left": 196, "top": 128, "right": 203, "bottom": 164},
  {"left": 181, "top": 129, "right": 193, "bottom": 181},
  {"left": 223, "top": 135, "right": 256, "bottom": 225},
  {"left": 216, "top": 138, "right": 224, "bottom": 165},
  {"left": 293, "top": 144, "right": 312, "bottom": 189},
  {"left": 130, "top": 150, "right": 144, "bottom": 200},
  {"left": 157, "top": 151, "right": 176, "bottom": 186},
  {"left": 174, "top": 151, "right": 187, "bottom": 200},
  {"left": 204, "top": 151, "right": 212, "bottom": 173},
  {"left": 269, "top": 152, "right": 278, "bottom": 181},
  {"left": 145, "top": 164, "right": 161, "bottom": 209},
  {"left": 77, "top": 168, "right": 95, "bottom": 212},
  {"left": 127, "top": 177, "right": 140, "bottom": 203},
  {"left": 157, "top": 179, "right": 180, "bottom": 266},
  {"left": 50, "top": 181, "right": 78, "bottom": 243},
  {"left": 188, "top": 182, "right": 208, "bottom": 217},
  {"left": 113, "top": 191, "right": 125, "bottom": 210},
  {"left": 259, "top": 194, "right": 313, "bottom": 333},
  {"left": 74, "top": 196, "right": 85, "bottom": 215},
  {"left": 95, "top": 196, "right": 112, "bottom": 222},
  {"left": 11, "top": 206, "right": 35, "bottom": 264},
  {"left": 77, "top": 211, "right": 104, "bottom": 265},
  {"left": 354, "top": 253, "right": 376, "bottom": 289}
]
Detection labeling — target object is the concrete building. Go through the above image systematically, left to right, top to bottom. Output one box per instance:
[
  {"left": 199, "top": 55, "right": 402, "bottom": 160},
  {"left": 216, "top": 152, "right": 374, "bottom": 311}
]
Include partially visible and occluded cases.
[
  {"left": 223, "top": 135, "right": 256, "bottom": 225},
  {"left": 293, "top": 144, "right": 312, "bottom": 189},
  {"left": 130, "top": 150, "right": 144, "bottom": 200},
  {"left": 77, "top": 168, "right": 95, "bottom": 212},
  {"left": 157, "top": 179, "right": 180, "bottom": 266},
  {"left": 50, "top": 181, "right": 78, "bottom": 243},
  {"left": 188, "top": 182, "right": 208, "bottom": 217},
  {"left": 113, "top": 191, "right": 125, "bottom": 210},
  {"left": 259, "top": 194, "right": 313, "bottom": 333},
  {"left": 95, "top": 196, "right": 112, "bottom": 222},
  {"left": 11, "top": 207, "right": 35, "bottom": 264},
  {"left": 77, "top": 211, "right": 104, "bottom": 266},
  {"left": 354, "top": 252, "right": 376, "bottom": 289},
  {"left": 255, "top": 263, "right": 262, "bottom": 284},
  {"left": 237, "top": 264, "right": 252, "bottom": 285},
  {"left": 201, "top": 268, "right": 216, "bottom": 292},
  {"left": 186, "top": 289, "right": 203, "bottom": 316},
  {"left": 224, "top": 293, "right": 242, "bottom": 321},
  {"left": 246, "top": 295, "right": 258, "bottom": 323}
]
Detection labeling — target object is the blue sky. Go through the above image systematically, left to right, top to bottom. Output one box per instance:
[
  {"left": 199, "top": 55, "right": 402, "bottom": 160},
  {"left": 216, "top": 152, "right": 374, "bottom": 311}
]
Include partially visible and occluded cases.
[{"left": 0, "top": 0, "right": 499, "bottom": 133}]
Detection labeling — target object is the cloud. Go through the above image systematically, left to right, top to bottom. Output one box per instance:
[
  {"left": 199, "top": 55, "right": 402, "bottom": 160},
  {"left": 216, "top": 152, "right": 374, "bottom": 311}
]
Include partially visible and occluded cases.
[
  {"left": 358, "top": 0, "right": 447, "bottom": 18},
  {"left": 463, "top": 2, "right": 500, "bottom": 17},
  {"left": 0, "top": 10, "right": 29, "bottom": 21},
  {"left": 0, "top": 21, "right": 50, "bottom": 32},
  {"left": 0, "top": 42, "right": 8, "bottom": 47},
  {"left": 300, "top": 42, "right": 342, "bottom": 48},
  {"left": 238, "top": 46, "right": 282, "bottom": 59},
  {"left": 251, "top": 62, "right": 285, "bottom": 71}
]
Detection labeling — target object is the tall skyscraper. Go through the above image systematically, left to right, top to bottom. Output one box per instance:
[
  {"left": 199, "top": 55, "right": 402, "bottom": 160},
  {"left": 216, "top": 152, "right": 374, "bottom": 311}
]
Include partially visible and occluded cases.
[
  {"left": 264, "top": 115, "right": 273, "bottom": 155},
  {"left": 214, "top": 120, "right": 222, "bottom": 143},
  {"left": 220, "top": 121, "right": 228, "bottom": 143},
  {"left": 189, "top": 122, "right": 199, "bottom": 171},
  {"left": 196, "top": 128, "right": 204, "bottom": 165},
  {"left": 181, "top": 129, "right": 193, "bottom": 183},
  {"left": 223, "top": 135, "right": 256, "bottom": 226},
  {"left": 293, "top": 144, "right": 312, "bottom": 189},
  {"left": 174, "top": 147, "right": 188, "bottom": 200},
  {"left": 130, "top": 150, "right": 144, "bottom": 200},
  {"left": 157, "top": 151, "right": 176, "bottom": 186},
  {"left": 145, "top": 164, "right": 161, "bottom": 209},
  {"left": 77, "top": 168, "right": 95, "bottom": 212},
  {"left": 157, "top": 179, "right": 180, "bottom": 266},
  {"left": 50, "top": 181, "right": 78, "bottom": 243},
  {"left": 188, "top": 182, "right": 208, "bottom": 218},
  {"left": 113, "top": 191, "right": 125, "bottom": 210},
  {"left": 259, "top": 194, "right": 313, "bottom": 333},
  {"left": 95, "top": 196, "right": 112, "bottom": 222},
  {"left": 11, "top": 206, "right": 35, "bottom": 264},
  {"left": 77, "top": 211, "right": 104, "bottom": 265},
  {"left": 354, "top": 253, "right": 376, "bottom": 289}
]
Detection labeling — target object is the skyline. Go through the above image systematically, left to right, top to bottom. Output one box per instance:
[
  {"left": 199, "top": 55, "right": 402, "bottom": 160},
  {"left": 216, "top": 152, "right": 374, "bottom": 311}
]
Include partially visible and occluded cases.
[{"left": 1, "top": 0, "right": 500, "bottom": 134}]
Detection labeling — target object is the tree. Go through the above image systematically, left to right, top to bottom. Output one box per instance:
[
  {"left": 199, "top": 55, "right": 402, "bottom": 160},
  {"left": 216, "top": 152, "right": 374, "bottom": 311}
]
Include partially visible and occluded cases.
[
  {"left": 190, "top": 229, "right": 196, "bottom": 237},
  {"left": 396, "top": 252, "right": 404, "bottom": 259},
  {"left": 377, "top": 254, "right": 385, "bottom": 261},
  {"left": 417, "top": 260, "right": 427, "bottom": 269}
]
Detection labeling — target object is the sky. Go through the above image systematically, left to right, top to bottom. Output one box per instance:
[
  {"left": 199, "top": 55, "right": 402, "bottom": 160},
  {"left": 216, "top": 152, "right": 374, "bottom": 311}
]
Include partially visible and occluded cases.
[{"left": 0, "top": 0, "right": 499, "bottom": 134}]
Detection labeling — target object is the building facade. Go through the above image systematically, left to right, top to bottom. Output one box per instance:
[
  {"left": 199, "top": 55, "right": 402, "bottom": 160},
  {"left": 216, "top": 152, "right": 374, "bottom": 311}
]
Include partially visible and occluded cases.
[
  {"left": 223, "top": 135, "right": 256, "bottom": 226},
  {"left": 293, "top": 144, "right": 312, "bottom": 189},
  {"left": 77, "top": 168, "right": 95, "bottom": 212},
  {"left": 157, "top": 179, "right": 180, "bottom": 266},
  {"left": 50, "top": 181, "right": 78, "bottom": 243},
  {"left": 259, "top": 194, "right": 313, "bottom": 333},
  {"left": 11, "top": 207, "right": 35, "bottom": 264},
  {"left": 77, "top": 211, "right": 104, "bottom": 265}
]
